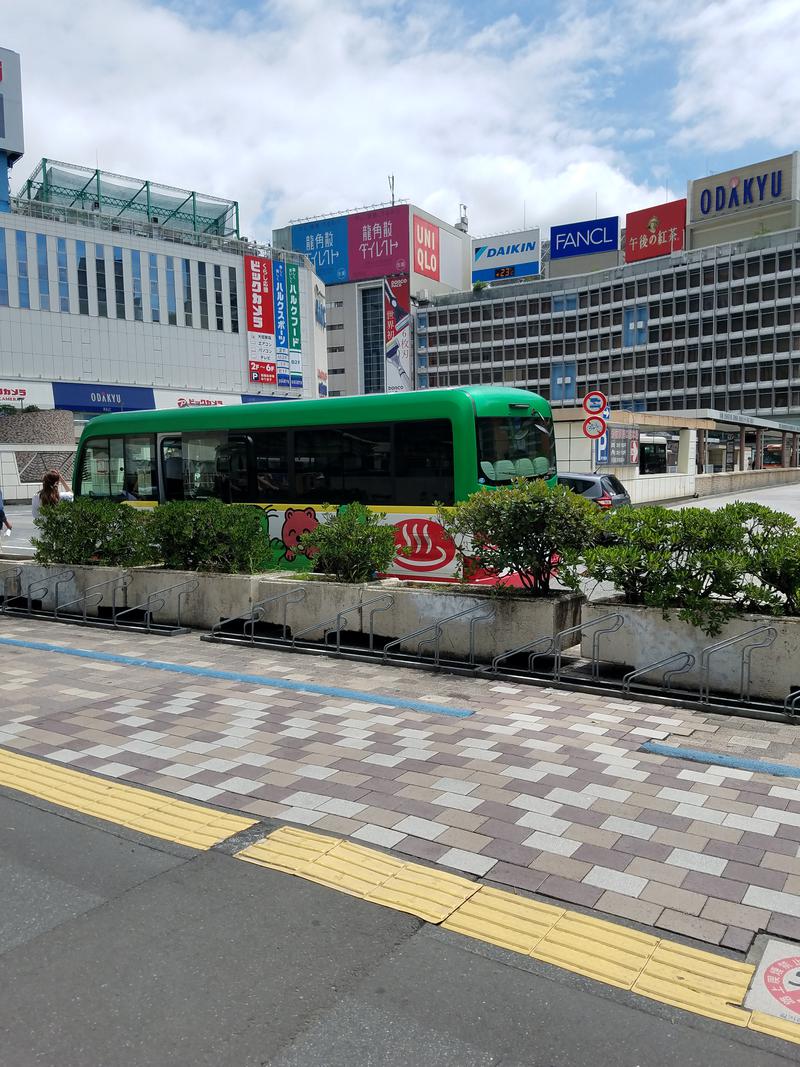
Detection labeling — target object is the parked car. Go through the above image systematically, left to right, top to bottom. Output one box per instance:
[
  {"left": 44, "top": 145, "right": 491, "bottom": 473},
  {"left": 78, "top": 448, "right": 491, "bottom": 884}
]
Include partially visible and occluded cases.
[{"left": 557, "top": 472, "right": 631, "bottom": 509}]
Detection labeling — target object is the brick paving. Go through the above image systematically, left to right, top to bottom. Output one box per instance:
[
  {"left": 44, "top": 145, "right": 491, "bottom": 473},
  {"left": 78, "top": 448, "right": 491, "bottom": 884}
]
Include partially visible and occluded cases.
[{"left": 1, "top": 616, "right": 800, "bottom": 952}]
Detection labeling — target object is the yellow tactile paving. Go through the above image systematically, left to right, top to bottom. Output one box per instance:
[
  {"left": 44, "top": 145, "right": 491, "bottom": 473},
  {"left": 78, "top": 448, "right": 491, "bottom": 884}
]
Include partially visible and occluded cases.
[
  {"left": 0, "top": 747, "right": 254, "bottom": 849},
  {"left": 4, "top": 750, "right": 800, "bottom": 1050},
  {"left": 442, "top": 886, "right": 563, "bottom": 954},
  {"left": 532, "top": 911, "right": 659, "bottom": 990},
  {"left": 631, "top": 941, "right": 754, "bottom": 1026}
]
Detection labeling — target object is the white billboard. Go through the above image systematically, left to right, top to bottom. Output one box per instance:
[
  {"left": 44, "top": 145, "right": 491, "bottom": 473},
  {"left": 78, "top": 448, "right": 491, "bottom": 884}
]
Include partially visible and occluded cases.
[
  {"left": 0, "top": 48, "right": 24, "bottom": 162},
  {"left": 471, "top": 228, "right": 540, "bottom": 284}
]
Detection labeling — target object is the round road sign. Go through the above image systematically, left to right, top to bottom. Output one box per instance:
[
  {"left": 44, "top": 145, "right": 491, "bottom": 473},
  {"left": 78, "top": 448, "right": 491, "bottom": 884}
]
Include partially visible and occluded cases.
[
  {"left": 583, "top": 390, "right": 608, "bottom": 415},
  {"left": 583, "top": 415, "right": 607, "bottom": 439}
]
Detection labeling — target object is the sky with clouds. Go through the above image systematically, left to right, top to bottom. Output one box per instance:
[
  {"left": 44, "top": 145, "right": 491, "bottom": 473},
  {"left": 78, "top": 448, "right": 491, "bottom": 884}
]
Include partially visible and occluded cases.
[{"left": 4, "top": 0, "right": 800, "bottom": 242}]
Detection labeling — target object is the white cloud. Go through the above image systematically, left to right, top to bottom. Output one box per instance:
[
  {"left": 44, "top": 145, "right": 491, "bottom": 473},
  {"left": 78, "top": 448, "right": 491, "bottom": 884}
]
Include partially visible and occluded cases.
[
  {"left": 5, "top": 0, "right": 670, "bottom": 242},
  {"left": 665, "top": 0, "right": 800, "bottom": 150}
]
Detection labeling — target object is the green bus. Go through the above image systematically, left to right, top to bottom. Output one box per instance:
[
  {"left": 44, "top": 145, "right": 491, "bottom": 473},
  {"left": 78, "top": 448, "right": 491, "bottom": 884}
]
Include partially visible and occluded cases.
[{"left": 74, "top": 386, "right": 555, "bottom": 580}]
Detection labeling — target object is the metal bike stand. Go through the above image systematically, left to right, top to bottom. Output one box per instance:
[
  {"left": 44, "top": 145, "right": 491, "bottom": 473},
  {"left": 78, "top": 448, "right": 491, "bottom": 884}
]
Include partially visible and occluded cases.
[
  {"left": 0, "top": 566, "right": 23, "bottom": 613},
  {"left": 54, "top": 572, "right": 131, "bottom": 625},
  {"left": 111, "top": 576, "right": 200, "bottom": 634},
  {"left": 204, "top": 586, "right": 308, "bottom": 646},
  {"left": 292, "top": 593, "right": 395, "bottom": 654},
  {"left": 382, "top": 604, "right": 495, "bottom": 669},
  {"left": 699, "top": 624, "right": 778, "bottom": 704},
  {"left": 623, "top": 651, "right": 696, "bottom": 696},
  {"left": 783, "top": 690, "right": 800, "bottom": 724}
]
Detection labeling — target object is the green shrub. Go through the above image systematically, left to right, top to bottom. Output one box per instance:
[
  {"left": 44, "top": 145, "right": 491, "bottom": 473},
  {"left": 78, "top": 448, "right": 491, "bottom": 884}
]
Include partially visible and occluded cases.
[
  {"left": 437, "top": 479, "right": 599, "bottom": 595},
  {"left": 32, "top": 498, "right": 154, "bottom": 567},
  {"left": 149, "top": 499, "right": 273, "bottom": 573},
  {"left": 718, "top": 501, "right": 800, "bottom": 616},
  {"left": 299, "top": 502, "right": 398, "bottom": 583},
  {"left": 583, "top": 504, "right": 753, "bottom": 635}
]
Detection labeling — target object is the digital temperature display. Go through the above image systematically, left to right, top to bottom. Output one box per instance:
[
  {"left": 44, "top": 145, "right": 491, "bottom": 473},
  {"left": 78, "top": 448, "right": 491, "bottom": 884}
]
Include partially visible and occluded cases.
[{"left": 494, "top": 266, "right": 516, "bottom": 278}]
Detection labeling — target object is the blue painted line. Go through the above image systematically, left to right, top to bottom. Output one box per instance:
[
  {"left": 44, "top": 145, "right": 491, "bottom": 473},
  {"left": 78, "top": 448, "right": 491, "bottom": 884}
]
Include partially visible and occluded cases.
[
  {"left": 0, "top": 636, "right": 473, "bottom": 719},
  {"left": 640, "top": 740, "right": 800, "bottom": 779}
]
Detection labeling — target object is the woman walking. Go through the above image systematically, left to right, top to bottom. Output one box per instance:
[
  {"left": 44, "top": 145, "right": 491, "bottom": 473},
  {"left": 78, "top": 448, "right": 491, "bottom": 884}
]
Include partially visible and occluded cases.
[{"left": 32, "top": 470, "right": 73, "bottom": 521}]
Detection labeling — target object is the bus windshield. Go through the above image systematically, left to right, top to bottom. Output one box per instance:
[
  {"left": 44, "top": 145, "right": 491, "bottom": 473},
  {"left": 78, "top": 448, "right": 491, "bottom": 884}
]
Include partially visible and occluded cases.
[{"left": 477, "top": 415, "right": 555, "bottom": 485}]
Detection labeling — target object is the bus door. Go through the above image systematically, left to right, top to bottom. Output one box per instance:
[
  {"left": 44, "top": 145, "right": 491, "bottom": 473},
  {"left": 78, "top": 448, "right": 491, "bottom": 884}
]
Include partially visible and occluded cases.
[
  {"left": 213, "top": 435, "right": 253, "bottom": 502},
  {"left": 159, "top": 436, "right": 184, "bottom": 500}
]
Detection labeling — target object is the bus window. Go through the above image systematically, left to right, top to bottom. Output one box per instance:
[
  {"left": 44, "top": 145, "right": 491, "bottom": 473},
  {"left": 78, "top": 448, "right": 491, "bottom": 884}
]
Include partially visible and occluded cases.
[
  {"left": 476, "top": 415, "right": 554, "bottom": 485},
  {"left": 395, "top": 420, "right": 454, "bottom": 505},
  {"left": 342, "top": 425, "right": 392, "bottom": 504},
  {"left": 294, "top": 428, "right": 346, "bottom": 503},
  {"left": 253, "top": 431, "right": 290, "bottom": 501},
  {"left": 183, "top": 432, "right": 226, "bottom": 499},
  {"left": 77, "top": 435, "right": 156, "bottom": 500},
  {"left": 122, "top": 436, "right": 158, "bottom": 500},
  {"left": 214, "top": 436, "right": 251, "bottom": 503},
  {"left": 78, "top": 437, "right": 111, "bottom": 496},
  {"left": 161, "top": 439, "right": 184, "bottom": 500}
]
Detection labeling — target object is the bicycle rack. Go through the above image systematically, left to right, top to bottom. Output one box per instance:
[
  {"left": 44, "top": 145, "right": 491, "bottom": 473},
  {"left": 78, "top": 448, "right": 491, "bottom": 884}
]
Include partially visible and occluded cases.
[
  {"left": 0, "top": 566, "right": 23, "bottom": 613},
  {"left": 16, "top": 568, "right": 76, "bottom": 618},
  {"left": 53, "top": 572, "right": 131, "bottom": 625},
  {"left": 110, "top": 576, "right": 200, "bottom": 634},
  {"left": 205, "top": 586, "right": 307, "bottom": 645},
  {"left": 293, "top": 592, "right": 395, "bottom": 654},
  {"left": 382, "top": 604, "right": 495, "bottom": 668},
  {"left": 480, "top": 611, "right": 624, "bottom": 682},
  {"left": 699, "top": 625, "right": 777, "bottom": 704},
  {"left": 623, "top": 651, "right": 696, "bottom": 695},
  {"left": 783, "top": 690, "right": 800, "bottom": 724}
]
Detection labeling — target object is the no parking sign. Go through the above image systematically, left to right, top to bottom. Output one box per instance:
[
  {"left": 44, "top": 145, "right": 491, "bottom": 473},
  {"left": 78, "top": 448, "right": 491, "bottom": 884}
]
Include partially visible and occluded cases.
[{"left": 583, "top": 391, "right": 607, "bottom": 416}]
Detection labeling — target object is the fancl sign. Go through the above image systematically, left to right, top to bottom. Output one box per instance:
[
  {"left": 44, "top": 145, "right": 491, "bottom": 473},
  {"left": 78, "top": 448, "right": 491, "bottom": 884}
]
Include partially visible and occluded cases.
[
  {"left": 690, "top": 154, "right": 797, "bottom": 223},
  {"left": 550, "top": 216, "right": 619, "bottom": 260},
  {"left": 471, "top": 228, "right": 540, "bottom": 283}
]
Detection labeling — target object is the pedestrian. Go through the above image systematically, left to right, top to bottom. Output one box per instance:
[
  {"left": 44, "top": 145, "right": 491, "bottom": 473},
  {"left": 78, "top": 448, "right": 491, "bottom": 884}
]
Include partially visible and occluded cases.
[
  {"left": 32, "top": 470, "right": 73, "bottom": 522},
  {"left": 0, "top": 486, "right": 11, "bottom": 537}
]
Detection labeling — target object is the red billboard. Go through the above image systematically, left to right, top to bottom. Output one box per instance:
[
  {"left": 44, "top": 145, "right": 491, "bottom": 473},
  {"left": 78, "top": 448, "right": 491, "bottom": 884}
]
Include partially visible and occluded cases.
[
  {"left": 624, "top": 199, "right": 687, "bottom": 262},
  {"left": 347, "top": 205, "right": 409, "bottom": 281},
  {"left": 413, "top": 214, "right": 440, "bottom": 281},
  {"left": 244, "top": 255, "right": 275, "bottom": 334},
  {"left": 249, "top": 359, "right": 277, "bottom": 384}
]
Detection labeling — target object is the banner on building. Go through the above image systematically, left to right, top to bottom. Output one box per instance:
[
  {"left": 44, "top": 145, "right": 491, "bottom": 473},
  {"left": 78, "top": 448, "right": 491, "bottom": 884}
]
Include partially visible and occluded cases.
[
  {"left": 0, "top": 48, "right": 24, "bottom": 161},
  {"left": 689, "top": 154, "right": 794, "bottom": 223},
  {"left": 624, "top": 200, "right": 686, "bottom": 262},
  {"left": 349, "top": 205, "right": 410, "bottom": 281},
  {"left": 413, "top": 214, "right": 440, "bottom": 280},
  {"left": 291, "top": 216, "right": 349, "bottom": 285},
  {"left": 550, "top": 216, "right": 619, "bottom": 260},
  {"left": 471, "top": 228, "right": 539, "bottom": 283},
  {"left": 244, "top": 255, "right": 276, "bottom": 367},
  {"left": 286, "top": 263, "right": 303, "bottom": 389},
  {"left": 385, "top": 276, "right": 412, "bottom": 392},
  {"left": 249, "top": 360, "right": 277, "bottom": 385}
]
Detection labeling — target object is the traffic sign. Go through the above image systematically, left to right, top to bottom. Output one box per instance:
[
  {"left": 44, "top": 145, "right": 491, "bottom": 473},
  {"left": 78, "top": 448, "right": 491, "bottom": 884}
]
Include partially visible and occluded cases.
[
  {"left": 583, "top": 390, "right": 607, "bottom": 416},
  {"left": 582, "top": 415, "right": 607, "bottom": 439}
]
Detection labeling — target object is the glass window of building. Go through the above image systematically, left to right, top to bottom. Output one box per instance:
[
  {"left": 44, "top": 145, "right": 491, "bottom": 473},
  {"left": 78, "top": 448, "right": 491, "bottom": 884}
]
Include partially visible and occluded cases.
[
  {"left": 0, "top": 229, "right": 8, "bottom": 307},
  {"left": 16, "top": 231, "right": 30, "bottom": 309},
  {"left": 36, "top": 234, "right": 50, "bottom": 311},
  {"left": 56, "top": 238, "right": 69, "bottom": 312},
  {"left": 76, "top": 240, "right": 89, "bottom": 315},
  {"left": 95, "top": 244, "right": 108, "bottom": 317},
  {"left": 113, "top": 247, "right": 125, "bottom": 319},
  {"left": 131, "top": 250, "right": 143, "bottom": 321},
  {"left": 149, "top": 253, "right": 160, "bottom": 323},
  {"left": 165, "top": 256, "right": 177, "bottom": 325},
  {"left": 182, "top": 258, "right": 193, "bottom": 327},
  {"left": 198, "top": 262, "right": 209, "bottom": 329},
  {"left": 213, "top": 264, "right": 224, "bottom": 330},
  {"left": 228, "top": 266, "right": 239, "bottom": 333},
  {"left": 361, "top": 286, "right": 384, "bottom": 393}
]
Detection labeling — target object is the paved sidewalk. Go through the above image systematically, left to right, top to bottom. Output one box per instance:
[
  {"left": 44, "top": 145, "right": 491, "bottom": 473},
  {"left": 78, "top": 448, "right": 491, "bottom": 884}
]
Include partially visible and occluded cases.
[{"left": 1, "top": 617, "right": 799, "bottom": 953}]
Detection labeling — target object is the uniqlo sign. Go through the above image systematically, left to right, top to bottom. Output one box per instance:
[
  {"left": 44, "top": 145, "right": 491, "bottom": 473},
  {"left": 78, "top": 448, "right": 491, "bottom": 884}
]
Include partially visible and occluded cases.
[
  {"left": 624, "top": 199, "right": 686, "bottom": 262},
  {"left": 413, "top": 215, "right": 440, "bottom": 281},
  {"left": 244, "top": 256, "right": 275, "bottom": 334}
]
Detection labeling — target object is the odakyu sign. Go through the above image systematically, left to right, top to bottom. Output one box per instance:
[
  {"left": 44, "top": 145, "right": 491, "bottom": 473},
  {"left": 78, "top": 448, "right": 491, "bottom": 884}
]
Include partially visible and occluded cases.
[
  {"left": 689, "top": 154, "right": 796, "bottom": 223},
  {"left": 550, "top": 216, "right": 619, "bottom": 260},
  {"left": 471, "top": 228, "right": 540, "bottom": 283}
]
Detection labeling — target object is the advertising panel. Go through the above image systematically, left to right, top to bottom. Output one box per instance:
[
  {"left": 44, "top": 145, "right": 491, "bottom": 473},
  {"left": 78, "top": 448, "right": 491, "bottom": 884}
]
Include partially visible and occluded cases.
[
  {"left": 0, "top": 48, "right": 24, "bottom": 162},
  {"left": 689, "top": 154, "right": 795, "bottom": 223},
  {"left": 624, "top": 199, "right": 686, "bottom": 262},
  {"left": 348, "top": 205, "right": 410, "bottom": 281},
  {"left": 413, "top": 214, "right": 440, "bottom": 281},
  {"left": 290, "top": 216, "right": 349, "bottom": 285},
  {"left": 550, "top": 216, "right": 619, "bottom": 260},
  {"left": 471, "top": 228, "right": 539, "bottom": 283},
  {"left": 244, "top": 255, "right": 276, "bottom": 373},
  {"left": 286, "top": 262, "right": 303, "bottom": 389},
  {"left": 384, "top": 276, "right": 412, "bottom": 392},
  {"left": 248, "top": 360, "right": 277, "bottom": 385},
  {"left": 0, "top": 380, "right": 53, "bottom": 407},
  {"left": 52, "top": 382, "right": 155, "bottom": 412},
  {"left": 153, "top": 390, "right": 239, "bottom": 409},
  {"left": 595, "top": 425, "right": 640, "bottom": 466}
]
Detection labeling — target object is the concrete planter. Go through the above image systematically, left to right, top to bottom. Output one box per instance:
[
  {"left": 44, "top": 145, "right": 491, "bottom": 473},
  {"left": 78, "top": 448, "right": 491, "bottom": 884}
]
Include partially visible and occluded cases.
[{"left": 582, "top": 598, "right": 800, "bottom": 703}]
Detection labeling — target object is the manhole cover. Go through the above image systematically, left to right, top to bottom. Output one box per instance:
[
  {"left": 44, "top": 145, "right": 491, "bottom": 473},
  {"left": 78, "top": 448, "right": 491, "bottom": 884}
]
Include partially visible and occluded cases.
[{"left": 745, "top": 938, "right": 800, "bottom": 1024}]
